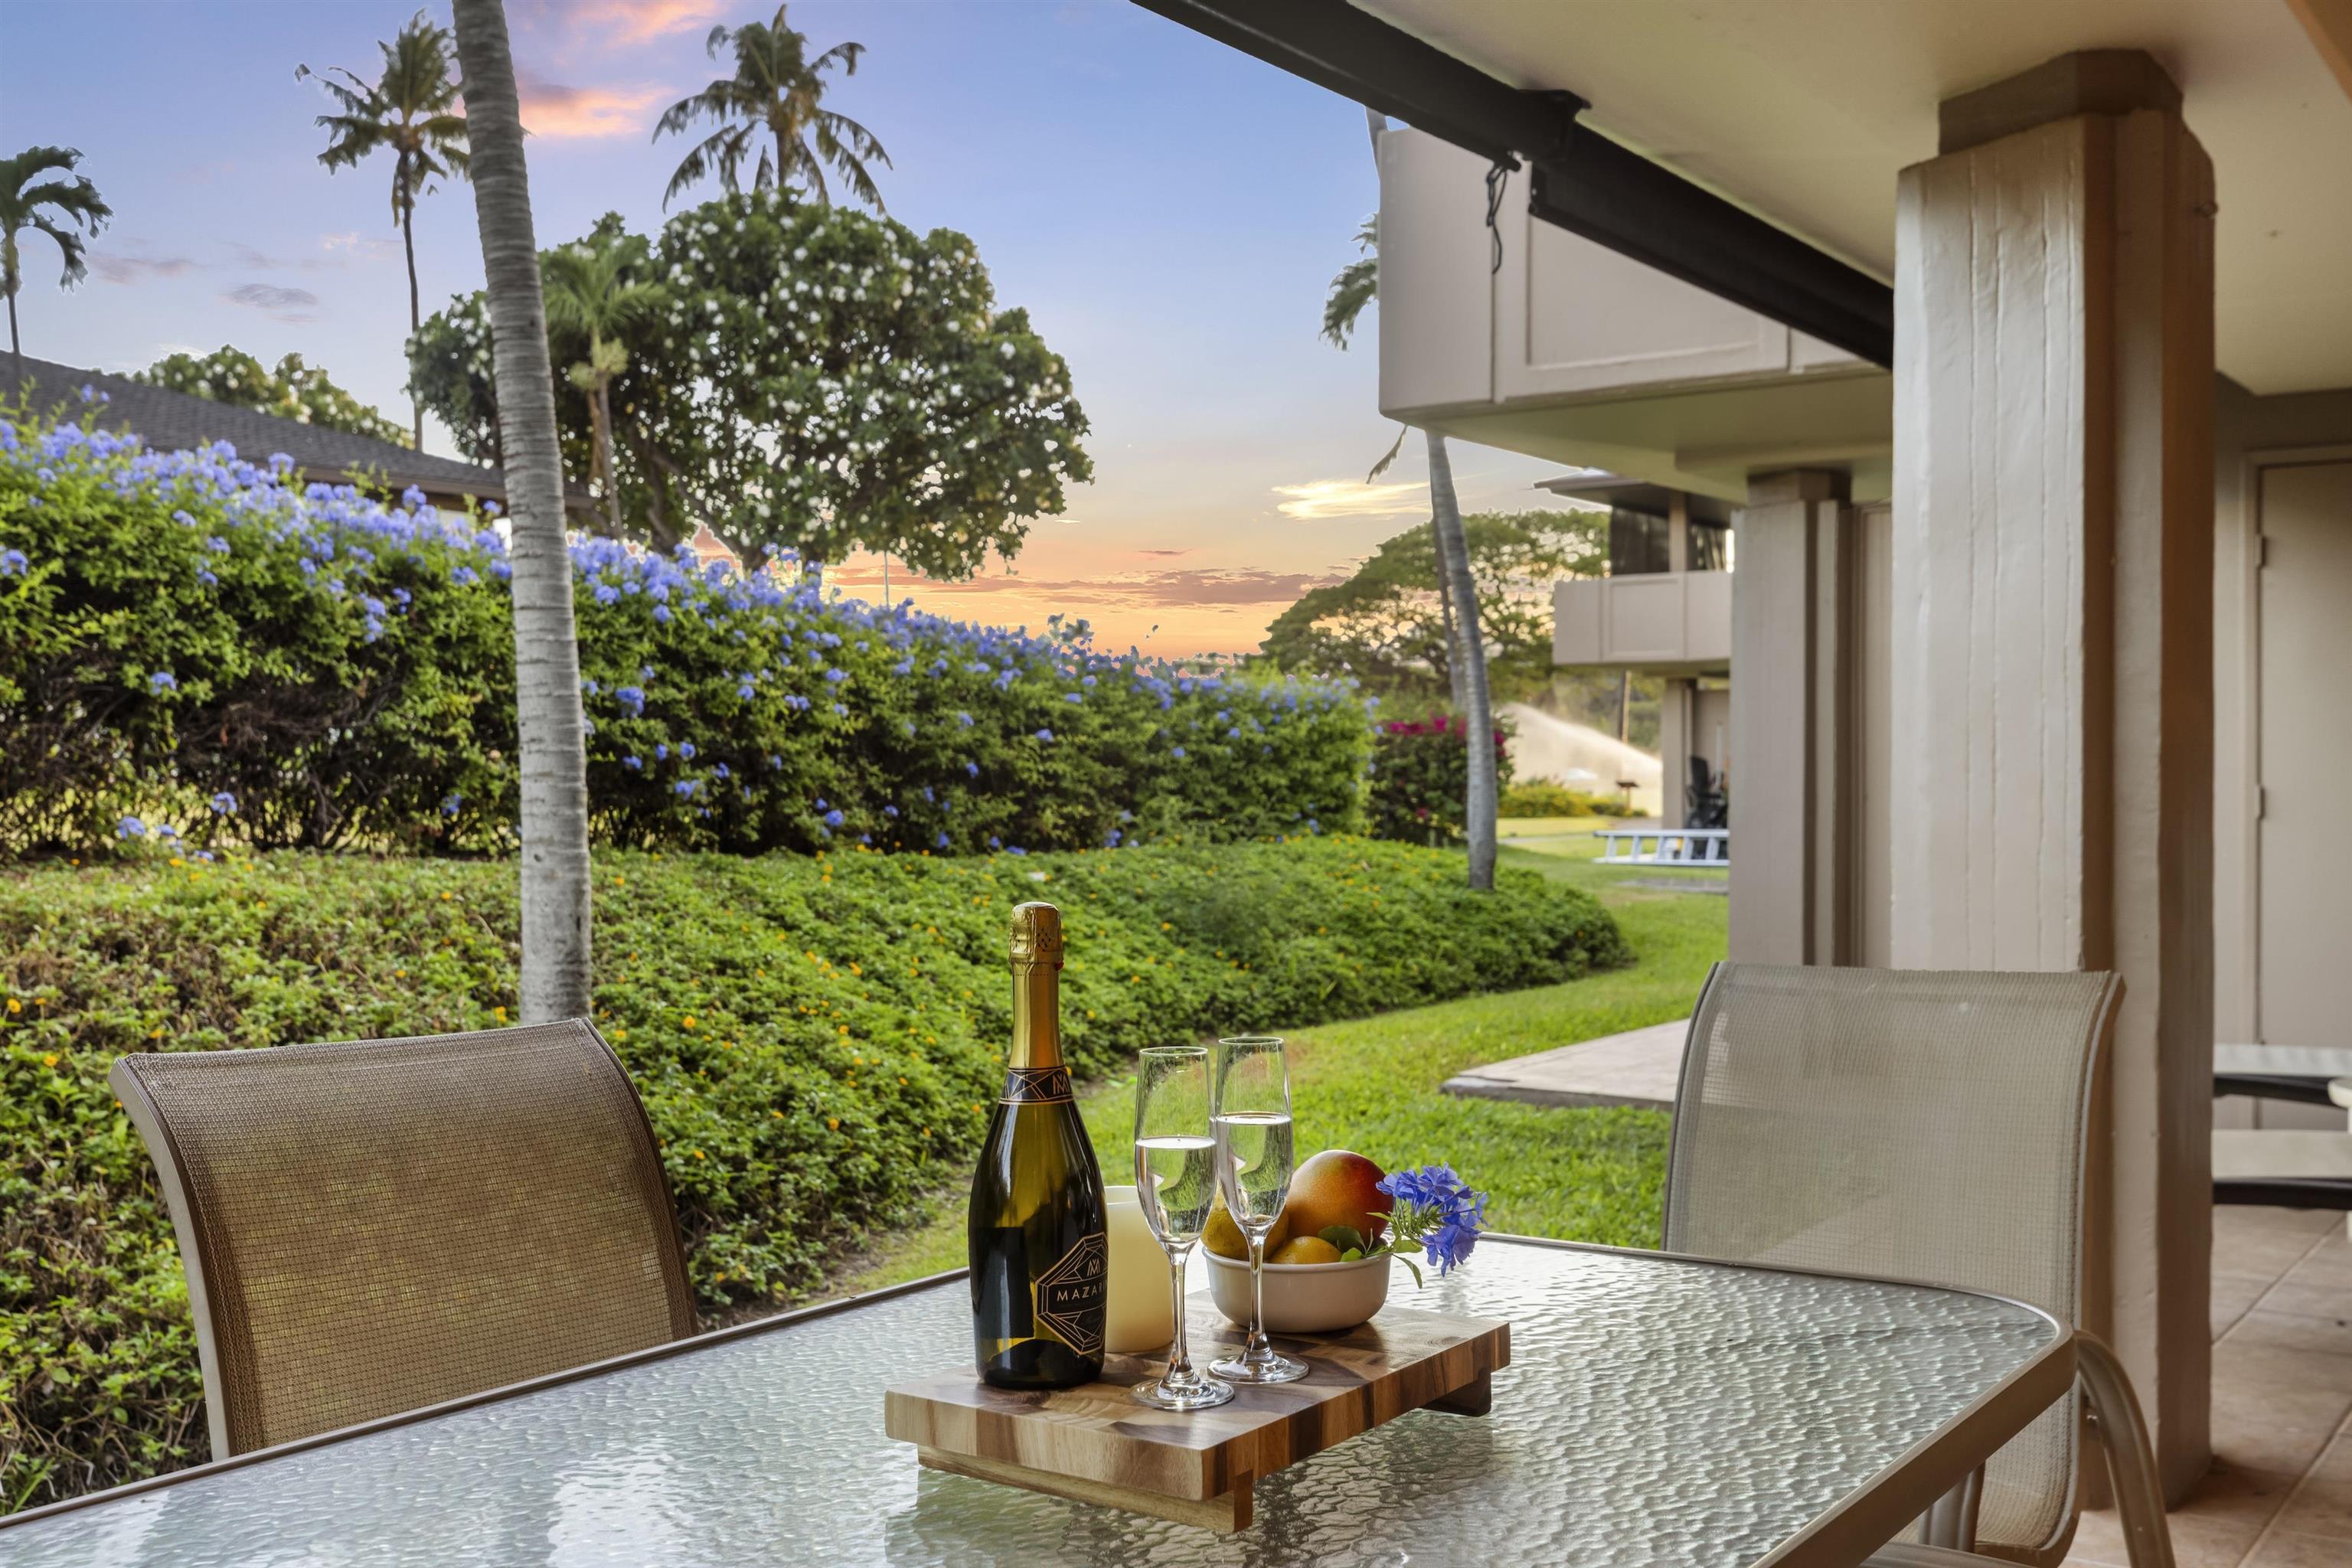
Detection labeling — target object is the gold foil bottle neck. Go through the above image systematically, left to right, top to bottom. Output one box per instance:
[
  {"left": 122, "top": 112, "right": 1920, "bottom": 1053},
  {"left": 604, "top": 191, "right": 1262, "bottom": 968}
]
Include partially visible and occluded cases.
[{"left": 1008, "top": 901, "right": 1063, "bottom": 964}]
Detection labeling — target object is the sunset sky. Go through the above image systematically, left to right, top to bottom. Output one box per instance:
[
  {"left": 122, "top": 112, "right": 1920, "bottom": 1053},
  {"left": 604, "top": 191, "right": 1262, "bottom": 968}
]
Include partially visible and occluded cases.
[{"left": 1, "top": 0, "right": 1587, "bottom": 656}]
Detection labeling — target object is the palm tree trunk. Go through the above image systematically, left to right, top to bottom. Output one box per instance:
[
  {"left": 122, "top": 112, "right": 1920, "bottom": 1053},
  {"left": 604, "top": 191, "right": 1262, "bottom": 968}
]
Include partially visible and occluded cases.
[
  {"left": 450, "top": 0, "right": 594, "bottom": 1023},
  {"left": 400, "top": 175, "right": 423, "bottom": 451},
  {"left": 6, "top": 282, "right": 20, "bottom": 390},
  {"left": 593, "top": 376, "right": 623, "bottom": 536},
  {"left": 1426, "top": 430, "right": 1496, "bottom": 891},
  {"left": 1433, "top": 531, "right": 1468, "bottom": 710}
]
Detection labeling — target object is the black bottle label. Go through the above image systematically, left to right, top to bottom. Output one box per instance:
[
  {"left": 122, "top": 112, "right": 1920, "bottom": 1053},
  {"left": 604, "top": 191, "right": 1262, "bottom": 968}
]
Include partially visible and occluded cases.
[
  {"left": 999, "top": 1065, "right": 1073, "bottom": 1104},
  {"left": 1033, "top": 1232, "right": 1108, "bottom": 1354}
]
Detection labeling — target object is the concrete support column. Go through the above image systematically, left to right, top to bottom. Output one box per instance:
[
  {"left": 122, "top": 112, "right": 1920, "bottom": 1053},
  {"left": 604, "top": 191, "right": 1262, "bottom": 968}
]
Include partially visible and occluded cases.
[
  {"left": 1890, "top": 51, "right": 2214, "bottom": 1497},
  {"left": 1729, "top": 468, "right": 1856, "bottom": 965},
  {"left": 1659, "top": 678, "right": 1694, "bottom": 830}
]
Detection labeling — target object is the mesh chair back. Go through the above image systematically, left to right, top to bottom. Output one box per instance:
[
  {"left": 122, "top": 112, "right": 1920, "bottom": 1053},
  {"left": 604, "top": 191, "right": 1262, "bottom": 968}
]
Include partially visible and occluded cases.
[
  {"left": 1664, "top": 963, "right": 2119, "bottom": 1563},
  {"left": 111, "top": 1021, "right": 695, "bottom": 1459}
]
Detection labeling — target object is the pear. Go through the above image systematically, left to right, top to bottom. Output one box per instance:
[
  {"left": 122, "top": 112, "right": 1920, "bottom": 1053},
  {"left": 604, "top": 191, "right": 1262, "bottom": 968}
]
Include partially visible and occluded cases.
[{"left": 1201, "top": 1191, "right": 1291, "bottom": 1259}]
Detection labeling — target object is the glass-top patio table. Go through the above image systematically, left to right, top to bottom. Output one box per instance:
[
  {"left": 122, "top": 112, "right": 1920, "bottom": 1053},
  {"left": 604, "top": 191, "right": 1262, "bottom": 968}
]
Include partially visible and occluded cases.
[{"left": 0, "top": 1236, "right": 2072, "bottom": 1568}]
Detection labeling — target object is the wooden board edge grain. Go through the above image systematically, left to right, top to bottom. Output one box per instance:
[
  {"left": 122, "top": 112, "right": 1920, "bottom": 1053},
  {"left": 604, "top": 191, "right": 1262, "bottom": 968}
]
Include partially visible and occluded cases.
[{"left": 916, "top": 1446, "right": 1253, "bottom": 1534}]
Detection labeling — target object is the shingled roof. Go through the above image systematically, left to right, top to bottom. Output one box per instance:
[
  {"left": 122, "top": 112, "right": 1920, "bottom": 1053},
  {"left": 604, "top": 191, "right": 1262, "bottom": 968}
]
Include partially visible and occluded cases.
[{"left": 6, "top": 354, "right": 521, "bottom": 505}]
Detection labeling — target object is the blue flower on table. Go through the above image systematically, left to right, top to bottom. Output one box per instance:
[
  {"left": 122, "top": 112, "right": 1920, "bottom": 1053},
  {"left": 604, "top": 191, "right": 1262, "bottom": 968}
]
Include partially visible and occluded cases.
[{"left": 209, "top": 792, "right": 237, "bottom": 815}]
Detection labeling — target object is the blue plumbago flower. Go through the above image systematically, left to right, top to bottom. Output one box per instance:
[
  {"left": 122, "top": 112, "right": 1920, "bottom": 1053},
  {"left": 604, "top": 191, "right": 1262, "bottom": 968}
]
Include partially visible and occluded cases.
[
  {"left": 401, "top": 485, "right": 429, "bottom": 510},
  {"left": 482, "top": 501, "right": 501, "bottom": 517},
  {"left": 0, "top": 547, "right": 26, "bottom": 576},
  {"left": 451, "top": 565, "right": 479, "bottom": 586},
  {"left": 195, "top": 568, "right": 218, "bottom": 588},
  {"left": 593, "top": 583, "right": 622, "bottom": 606},
  {"left": 652, "top": 604, "right": 672, "bottom": 624},
  {"left": 892, "top": 658, "right": 914, "bottom": 675},
  {"left": 823, "top": 667, "right": 849, "bottom": 684},
  {"left": 148, "top": 671, "right": 178, "bottom": 693},
  {"left": 737, "top": 678, "right": 756, "bottom": 700},
  {"left": 615, "top": 685, "right": 645, "bottom": 717},
  {"left": 1063, "top": 692, "right": 1083, "bottom": 704},
  {"left": 831, "top": 702, "right": 848, "bottom": 717},
  {"left": 956, "top": 711, "right": 974, "bottom": 728},
  {"left": 1034, "top": 728, "right": 1054, "bottom": 743},
  {"left": 679, "top": 741, "right": 697, "bottom": 760},
  {"left": 655, "top": 743, "right": 670, "bottom": 761},
  {"left": 1171, "top": 746, "right": 1187, "bottom": 760},
  {"left": 768, "top": 754, "right": 782, "bottom": 770},
  {"left": 623, "top": 756, "right": 643, "bottom": 770},
  {"left": 964, "top": 760, "right": 979, "bottom": 778},
  {"left": 713, "top": 763, "right": 731, "bottom": 780},
  {"left": 675, "top": 779, "right": 701, "bottom": 799},
  {"left": 920, "top": 786, "right": 935, "bottom": 803},
  {"left": 208, "top": 791, "right": 237, "bottom": 815},
  {"left": 441, "top": 794, "right": 463, "bottom": 817},
  {"left": 815, "top": 798, "right": 829, "bottom": 810},
  {"left": 882, "top": 804, "right": 898, "bottom": 818},
  {"left": 823, "top": 807, "right": 844, "bottom": 828},
  {"left": 116, "top": 815, "right": 147, "bottom": 839},
  {"left": 155, "top": 823, "right": 180, "bottom": 841},
  {"left": 1105, "top": 828, "right": 1122, "bottom": 847},
  {"left": 936, "top": 830, "right": 951, "bottom": 849},
  {"left": 988, "top": 835, "right": 1002, "bottom": 850},
  {"left": 1006, "top": 845, "right": 1027, "bottom": 858},
  {"left": 1374, "top": 1165, "right": 1489, "bottom": 1278}
]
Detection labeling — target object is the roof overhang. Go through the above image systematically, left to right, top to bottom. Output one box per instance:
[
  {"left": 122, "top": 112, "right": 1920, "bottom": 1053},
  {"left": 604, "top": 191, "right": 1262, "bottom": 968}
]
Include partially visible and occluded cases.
[{"left": 1130, "top": 0, "right": 1894, "bottom": 366}]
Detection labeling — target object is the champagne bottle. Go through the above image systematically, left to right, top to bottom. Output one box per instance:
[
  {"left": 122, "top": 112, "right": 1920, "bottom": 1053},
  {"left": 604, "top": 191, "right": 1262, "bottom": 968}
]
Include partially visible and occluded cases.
[{"left": 969, "top": 901, "right": 1108, "bottom": 1388}]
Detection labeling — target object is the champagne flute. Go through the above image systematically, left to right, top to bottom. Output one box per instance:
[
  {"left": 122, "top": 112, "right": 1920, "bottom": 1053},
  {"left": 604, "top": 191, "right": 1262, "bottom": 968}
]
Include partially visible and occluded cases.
[
  {"left": 1209, "top": 1034, "right": 1308, "bottom": 1385},
  {"left": 1129, "top": 1047, "right": 1233, "bottom": 1410}
]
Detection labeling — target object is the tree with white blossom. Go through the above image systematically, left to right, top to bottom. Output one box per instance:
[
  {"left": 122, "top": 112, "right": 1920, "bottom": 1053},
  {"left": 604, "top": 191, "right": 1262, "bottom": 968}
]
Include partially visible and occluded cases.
[{"left": 409, "top": 193, "right": 1091, "bottom": 582}]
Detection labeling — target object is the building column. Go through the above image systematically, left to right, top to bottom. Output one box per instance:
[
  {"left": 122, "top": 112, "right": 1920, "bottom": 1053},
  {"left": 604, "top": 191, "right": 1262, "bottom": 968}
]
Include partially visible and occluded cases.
[
  {"left": 1889, "top": 51, "right": 2214, "bottom": 1497},
  {"left": 1728, "top": 469, "right": 1857, "bottom": 965},
  {"left": 1659, "top": 678, "right": 1693, "bottom": 830}
]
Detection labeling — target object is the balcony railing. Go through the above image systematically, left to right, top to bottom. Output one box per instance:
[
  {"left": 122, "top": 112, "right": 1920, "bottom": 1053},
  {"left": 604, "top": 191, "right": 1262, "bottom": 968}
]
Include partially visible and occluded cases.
[{"left": 1553, "top": 571, "right": 1731, "bottom": 675}]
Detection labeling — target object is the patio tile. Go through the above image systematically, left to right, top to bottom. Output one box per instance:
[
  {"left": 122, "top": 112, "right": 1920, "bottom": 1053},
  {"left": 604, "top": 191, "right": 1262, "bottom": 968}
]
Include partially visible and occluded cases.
[
  {"left": 2216, "top": 1225, "right": 2328, "bottom": 1279},
  {"left": 2215, "top": 1270, "right": 2278, "bottom": 1338},
  {"left": 2254, "top": 1279, "right": 2352, "bottom": 1325},
  {"left": 2223, "top": 1309, "right": 2352, "bottom": 1364},
  {"left": 2212, "top": 1333, "right": 2352, "bottom": 1396},
  {"left": 2211, "top": 1375, "right": 2352, "bottom": 1477},
  {"left": 2067, "top": 1459, "right": 2298, "bottom": 1567},
  {"left": 2267, "top": 1470, "right": 2352, "bottom": 1540},
  {"left": 2241, "top": 1527, "right": 2352, "bottom": 1566}
]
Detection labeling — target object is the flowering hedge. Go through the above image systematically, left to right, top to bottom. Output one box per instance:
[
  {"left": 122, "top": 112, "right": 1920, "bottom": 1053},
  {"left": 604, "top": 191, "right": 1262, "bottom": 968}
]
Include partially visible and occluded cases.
[
  {"left": 0, "top": 408, "right": 1370, "bottom": 857},
  {"left": 1368, "top": 714, "right": 1514, "bottom": 844},
  {"left": 0, "top": 838, "right": 1628, "bottom": 1510}
]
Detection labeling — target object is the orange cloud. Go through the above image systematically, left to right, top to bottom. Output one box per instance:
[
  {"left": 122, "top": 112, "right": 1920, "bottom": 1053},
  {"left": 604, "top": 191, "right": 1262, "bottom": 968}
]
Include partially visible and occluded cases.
[
  {"left": 567, "top": 0, "right": 726, "bottom": 46},
  {"left": 518, "top": 77, "right": 668, "bottom": 139}
]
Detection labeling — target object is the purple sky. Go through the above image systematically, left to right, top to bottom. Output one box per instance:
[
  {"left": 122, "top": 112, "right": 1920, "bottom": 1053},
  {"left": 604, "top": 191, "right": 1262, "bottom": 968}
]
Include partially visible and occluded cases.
[{"left": 2, "top": 0, "right": 1579, "bottom": 655}]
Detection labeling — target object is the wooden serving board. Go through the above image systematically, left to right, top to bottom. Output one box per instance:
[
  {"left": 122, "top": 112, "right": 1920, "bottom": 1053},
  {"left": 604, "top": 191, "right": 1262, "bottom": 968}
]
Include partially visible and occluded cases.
[{"left": 884, "top": 1299, "right": 1510, "bottom": 1532}]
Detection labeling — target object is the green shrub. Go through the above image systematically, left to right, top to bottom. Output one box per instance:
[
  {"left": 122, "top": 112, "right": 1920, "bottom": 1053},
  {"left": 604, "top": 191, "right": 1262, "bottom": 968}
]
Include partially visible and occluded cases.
[
  {"left": 0, "top": 408, "right": 1370, "bottom": 858},
  {"left": 1367, "top": 712, "right": 1514, "bottom": 843},
  {"left": 1498, "top": 779, "right": 1639, "bottom": 818},
  {"left": 0, "top": 837, "right": 1626, "bottom": 1511}
]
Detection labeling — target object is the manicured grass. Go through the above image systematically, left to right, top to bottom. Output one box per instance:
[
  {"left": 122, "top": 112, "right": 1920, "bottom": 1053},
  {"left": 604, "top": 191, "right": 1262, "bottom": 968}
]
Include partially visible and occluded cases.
[{"left": 835, "top": 824, "right": 1723, "bottom": 1294}]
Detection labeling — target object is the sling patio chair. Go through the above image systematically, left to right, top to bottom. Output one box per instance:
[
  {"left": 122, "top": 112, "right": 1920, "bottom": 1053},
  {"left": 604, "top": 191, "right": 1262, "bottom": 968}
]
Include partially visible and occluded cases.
[
  {"left": 1664, "top": 963, "right": 2174, "bottom": 1568},
  {"left": 111, "top": 1019, "right": 697, "bottom": 1460}
]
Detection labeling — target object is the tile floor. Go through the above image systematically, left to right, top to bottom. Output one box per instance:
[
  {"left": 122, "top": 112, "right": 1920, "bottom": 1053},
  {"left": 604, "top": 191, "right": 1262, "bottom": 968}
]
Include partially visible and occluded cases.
[{"left": 2064, "top": 1206, "right": 2352, "bottom": 1567}]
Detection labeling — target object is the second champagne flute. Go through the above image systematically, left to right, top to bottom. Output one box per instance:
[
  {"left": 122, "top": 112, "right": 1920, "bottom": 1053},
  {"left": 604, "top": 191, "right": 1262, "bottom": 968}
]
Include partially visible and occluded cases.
[{"left": 1208, "top": 1034, "right": 1308, "bottom": 1385}]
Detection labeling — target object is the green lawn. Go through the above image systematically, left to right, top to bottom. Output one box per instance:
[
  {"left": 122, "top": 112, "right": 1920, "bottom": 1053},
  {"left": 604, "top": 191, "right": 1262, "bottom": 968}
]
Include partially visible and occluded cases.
[{"left": 834, "top": 820, "right": 1724, "bottom": 1295}]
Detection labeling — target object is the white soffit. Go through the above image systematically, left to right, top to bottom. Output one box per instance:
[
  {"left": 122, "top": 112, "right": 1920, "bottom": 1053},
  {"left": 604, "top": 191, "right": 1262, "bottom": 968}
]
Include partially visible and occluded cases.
[{"left": 1354, "top": 0, "right": 2352, "bottom": 397}]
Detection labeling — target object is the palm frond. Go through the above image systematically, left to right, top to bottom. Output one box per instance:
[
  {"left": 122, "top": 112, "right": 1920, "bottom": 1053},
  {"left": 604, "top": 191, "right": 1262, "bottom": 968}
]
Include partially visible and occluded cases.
[
  {"left": 809, "top": 40, "right": 866, "bottom": 75},
  {"left": 810, "top": 113, "right": 886, "bottom": 211},
  {"left": 662, "top": 122, "right": 750, "bottom": 207},
  {"left": 11, "top": 177, "right": 110, "bottom": 230},
  {"left": 28, "top": 214, "right": 91, "bottom": 287},
  {"left": 1321, "top": 256, "right": 1377, "bottom": 348},
  {"left": 1365, "top": 423, "right": 1408, "bottom": 483}
]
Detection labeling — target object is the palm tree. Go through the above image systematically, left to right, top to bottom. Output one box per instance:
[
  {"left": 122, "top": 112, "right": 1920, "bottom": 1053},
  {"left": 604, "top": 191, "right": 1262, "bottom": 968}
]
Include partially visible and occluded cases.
[
  {"left": 448, "top": 0, "right": 593, "bottom": 1024},
  {"left": 654, "top": 4, "right": 890, "bottom": 211},
  {"left": 299, "top": 12, "right": 469, "bottom": 449},
  {"left": 1325, "top": 109, "right": 1498, "bottom": 891},
  {"left": 0, "top": 146, "right": 110, "bottom": 386},
  {"left": 542, "top": 236, "right": 668, "bottom": 537}
]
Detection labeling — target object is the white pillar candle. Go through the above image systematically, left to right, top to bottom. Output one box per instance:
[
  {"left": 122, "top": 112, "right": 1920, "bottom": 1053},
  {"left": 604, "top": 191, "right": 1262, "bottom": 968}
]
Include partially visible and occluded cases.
[{"left": 1102, "top": 1184, "right": 1173, "bottom": 1354}]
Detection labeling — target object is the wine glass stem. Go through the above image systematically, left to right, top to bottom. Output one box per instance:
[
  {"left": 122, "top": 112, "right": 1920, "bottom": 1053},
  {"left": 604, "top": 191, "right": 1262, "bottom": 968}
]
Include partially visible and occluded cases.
[
  {"left": 1246, "top": 1225, "right": 1270, "bottom": 1361},
  {"left": 1164, "top": 1246, "right": 1193, "bottom": 1381}
]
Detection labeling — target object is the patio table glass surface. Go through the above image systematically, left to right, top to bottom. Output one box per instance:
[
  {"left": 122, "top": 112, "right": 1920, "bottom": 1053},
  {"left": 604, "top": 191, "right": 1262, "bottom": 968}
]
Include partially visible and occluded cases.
[{"left": 1, "top": 1238, "right": 2063, "bottom": 1568}]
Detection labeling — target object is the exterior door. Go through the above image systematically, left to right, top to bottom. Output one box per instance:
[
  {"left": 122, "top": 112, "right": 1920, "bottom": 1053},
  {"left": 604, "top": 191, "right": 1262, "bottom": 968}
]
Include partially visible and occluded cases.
[{"left": 2257, "top": 461, "right": 2352, "bottom": 1080}]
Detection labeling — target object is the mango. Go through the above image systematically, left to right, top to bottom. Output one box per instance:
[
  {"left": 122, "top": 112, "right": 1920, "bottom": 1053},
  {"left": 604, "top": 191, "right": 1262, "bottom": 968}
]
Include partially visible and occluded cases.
[
  {"left": 1281, "top": 1149, "right": 1391, "bottom": 1244},
  {"left": 1201, "top": 1191, "right": 1291, "bottom": 1259},
  {"left": 1269, "top": 1236, "right": 1344, "bottom": 1266}
]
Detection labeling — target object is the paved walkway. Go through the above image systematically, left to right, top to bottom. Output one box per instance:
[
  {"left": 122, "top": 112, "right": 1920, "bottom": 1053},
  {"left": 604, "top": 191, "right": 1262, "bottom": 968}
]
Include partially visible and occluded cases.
[{"left": 1440, "top": 1018, "right": 1687, "bottom": 1110}]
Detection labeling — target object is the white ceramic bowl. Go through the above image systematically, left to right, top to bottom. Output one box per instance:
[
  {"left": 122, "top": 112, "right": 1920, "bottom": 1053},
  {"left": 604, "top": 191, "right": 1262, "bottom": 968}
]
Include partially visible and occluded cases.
[{"left": 1202, "top": 1249, "right": 1392, "bottom": 1334}]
